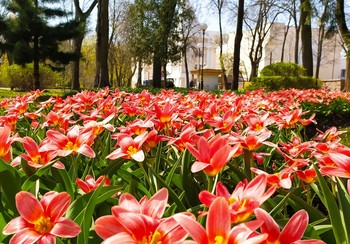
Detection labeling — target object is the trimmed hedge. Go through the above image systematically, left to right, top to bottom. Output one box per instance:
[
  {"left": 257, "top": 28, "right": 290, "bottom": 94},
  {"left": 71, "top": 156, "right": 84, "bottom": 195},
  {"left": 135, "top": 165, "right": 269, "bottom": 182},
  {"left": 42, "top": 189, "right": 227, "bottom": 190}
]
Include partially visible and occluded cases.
[
  {"left": 246, "top": 62, "right": 322, "bottom": 91},
  {"left": 247, "top": 76, "right": 322, "bottom": 91}
]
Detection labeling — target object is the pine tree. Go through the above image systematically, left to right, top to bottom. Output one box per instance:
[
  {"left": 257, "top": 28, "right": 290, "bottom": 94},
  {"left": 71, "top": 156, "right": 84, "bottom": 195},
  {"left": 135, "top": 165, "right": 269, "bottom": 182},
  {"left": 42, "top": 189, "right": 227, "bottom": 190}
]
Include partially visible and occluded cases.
[{"left": 0, "top": 0, "right": 81, "bottom": 90}]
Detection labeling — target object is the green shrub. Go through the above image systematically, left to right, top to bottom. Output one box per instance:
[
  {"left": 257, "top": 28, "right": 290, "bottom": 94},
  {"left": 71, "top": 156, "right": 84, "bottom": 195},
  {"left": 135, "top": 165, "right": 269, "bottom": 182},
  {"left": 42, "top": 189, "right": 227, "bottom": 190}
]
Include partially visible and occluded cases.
[
  {"left": 246, "top": 62, "right": 322, "bottom": 91},
  {"left": 260, "top": 62, "right": 306, "bottom": 77},
  {"left": 4, "top": 63, "right": 63, "bottom": 91},
  {"left": 246, "top": 76, "right": 322, "bottom": 91}
]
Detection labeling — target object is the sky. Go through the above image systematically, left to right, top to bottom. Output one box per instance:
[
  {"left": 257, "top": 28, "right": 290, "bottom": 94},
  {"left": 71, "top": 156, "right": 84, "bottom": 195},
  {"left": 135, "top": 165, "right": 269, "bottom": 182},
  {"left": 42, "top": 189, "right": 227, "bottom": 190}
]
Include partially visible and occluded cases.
[{"left": 192, "top": 0, "right": 236, "bottom": 34}]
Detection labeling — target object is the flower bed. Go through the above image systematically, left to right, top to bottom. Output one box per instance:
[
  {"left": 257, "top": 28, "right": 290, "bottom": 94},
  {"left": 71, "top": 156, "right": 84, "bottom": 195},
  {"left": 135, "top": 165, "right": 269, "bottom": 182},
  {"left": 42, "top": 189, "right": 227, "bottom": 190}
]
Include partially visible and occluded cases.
[{"left": 1, "top": 87, "right": 350, "bottom": 243}]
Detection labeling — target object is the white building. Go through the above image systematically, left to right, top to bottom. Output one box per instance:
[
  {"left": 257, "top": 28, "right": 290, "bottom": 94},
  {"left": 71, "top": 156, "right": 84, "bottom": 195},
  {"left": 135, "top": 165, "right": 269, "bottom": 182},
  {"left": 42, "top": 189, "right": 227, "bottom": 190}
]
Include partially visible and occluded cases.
[
  {"left": 134, "top": 22, "right": 346, "bottom": 90},
  {"left": 227, "top": 23, "right": 346, "bottom": 82}
]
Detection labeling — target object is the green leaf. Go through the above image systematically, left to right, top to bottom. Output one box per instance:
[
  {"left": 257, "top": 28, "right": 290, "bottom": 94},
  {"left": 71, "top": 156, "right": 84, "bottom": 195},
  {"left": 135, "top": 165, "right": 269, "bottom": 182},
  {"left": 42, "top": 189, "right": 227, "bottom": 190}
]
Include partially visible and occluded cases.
[
  {"left": 180, "top": 149, "right": 200, "bottom": 207},
  {"left": 0, "top": 160, "right": 21, "bottom": 214},
  {"left": 146, "top": 163, "right": 186, "bottom": 212},
  {"left": 51, "top": 167, "right": 75, "bottom": 198},
  {"left": 313, "top": 167, "right": 347, "bottom": 243},
  {"left": 335, "top": 177, "right": 350, "bottom": 241},
  {"left": 288, "top": 191, "right": 327, "bottom": 223}
]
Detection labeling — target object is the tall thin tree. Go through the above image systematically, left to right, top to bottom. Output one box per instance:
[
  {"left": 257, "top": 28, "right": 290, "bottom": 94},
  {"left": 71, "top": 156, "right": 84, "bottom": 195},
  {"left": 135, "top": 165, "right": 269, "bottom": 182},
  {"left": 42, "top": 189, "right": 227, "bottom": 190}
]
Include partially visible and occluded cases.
[
  {"left": 71, "top": 0, "right": 97, "bottom": 90},
  {"left": 94, "top": 0, "right": 110, "bottom": 88},
  {"left": 232, "top": 0, "right": 244, "bottom": 90},
  {"left": 300, "top": 0, "right": 313, "bottom": 76},
  {"left": 335, "top": 0, "right": 350, "bottom": 91}
]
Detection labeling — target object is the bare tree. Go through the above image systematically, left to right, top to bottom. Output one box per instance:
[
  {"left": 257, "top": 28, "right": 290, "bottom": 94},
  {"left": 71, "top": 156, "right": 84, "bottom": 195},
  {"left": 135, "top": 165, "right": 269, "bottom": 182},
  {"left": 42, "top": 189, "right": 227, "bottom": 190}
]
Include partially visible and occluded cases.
[
  {"left": 72, "top": 0, "right": 98, "bottom": 90},
  {"left": 209, "top": 0, "right": 227, "bottom": 89},
  {"left": 244, "top": 0, "right": 281, "bottom": 81},
  {"left": 178, "top": 1, "right": 199, "bottom": 88}
]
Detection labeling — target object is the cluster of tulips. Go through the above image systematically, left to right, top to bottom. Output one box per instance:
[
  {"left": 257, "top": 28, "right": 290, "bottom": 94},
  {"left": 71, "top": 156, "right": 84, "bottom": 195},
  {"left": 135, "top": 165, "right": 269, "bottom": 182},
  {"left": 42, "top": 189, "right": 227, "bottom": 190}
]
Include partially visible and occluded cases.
[{"left": 0, "top": 87, "right": 350, "bottom": 243}]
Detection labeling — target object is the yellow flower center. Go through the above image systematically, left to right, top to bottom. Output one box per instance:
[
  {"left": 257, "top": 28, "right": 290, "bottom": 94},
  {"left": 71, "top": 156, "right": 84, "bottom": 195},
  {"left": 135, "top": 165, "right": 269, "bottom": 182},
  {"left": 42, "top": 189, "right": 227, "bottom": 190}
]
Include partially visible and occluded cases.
[
  {"left": 64, "top": 141, "right": 79, "bottom": 151},
  {"left": 127, "top": 146, "right": 138, "bottom": 156},
  {"left": 32, "top": 155, "right": 46, "bottom": 165},
  {"left": 33, "top": 216, "right": 53, "bottom": 234},
  {"left": 149, "top": 231, "right": 162, "bottom": 244},
  {"left": 215, "top": 235, "right": 225, "bottom": 244}
]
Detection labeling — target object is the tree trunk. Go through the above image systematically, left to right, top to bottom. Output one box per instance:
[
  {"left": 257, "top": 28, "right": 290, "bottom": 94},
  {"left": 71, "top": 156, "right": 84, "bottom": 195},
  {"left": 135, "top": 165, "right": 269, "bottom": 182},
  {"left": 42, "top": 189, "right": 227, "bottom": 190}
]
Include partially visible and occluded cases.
[
  {"left": 33, "top": 0, "right": 40, "bottom": 90},
  {"left": 71, "top": 0, "right": 97, "bottom": 90},
  {"left": 94, "top": 0, "right": 109, "bottom": 88},
  {"left": 232, "top": 0, "right": 244, "bottom": 90},
  {"left": 300, "top": 0, "right": 313, "bottom": 76},
  {"left": 335, "top": 0, "right": 350, "bottom": 91},
  {"left": 281, "top": 20, "right": 291, "bottom": 62},
  {"left": 315, "top": 24, "right": 325, "bottom": 79},
  {"left": 294, "top": 26, "right": 300, "bottom": 64},
  {"left": 33, "top": 33, "right": 40, "bottom": 90},
  {"left": 72, "top": 34, "right": 84, "bottom": 90},
  {"left": 184, "top": 49, "right": 190, "bottom": 88},
  {"left": 153, "top": 55, "right": 162, "bottom": 88},
  {"left": 137, "top": 59, "right": 142, "bottom": 87},
  {"left": 249, "top": 61, "right": 258, "bottom": 81}
]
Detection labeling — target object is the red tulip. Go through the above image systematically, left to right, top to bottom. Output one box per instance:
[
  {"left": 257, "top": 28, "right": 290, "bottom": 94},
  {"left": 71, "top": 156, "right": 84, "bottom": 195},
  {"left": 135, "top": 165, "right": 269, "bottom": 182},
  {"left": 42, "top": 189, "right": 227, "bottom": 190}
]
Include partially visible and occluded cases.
[
  {"left": 186, "top": 133, "right": 240, "bottom": 176},
  {"left": 199, "top": 175, "right": 276, "bottom": 223},
  {"left": 3, "top": 191, "right": 80, "bottom": 244},
  {"left": 174, "top": 197, "right": 267, "bottom": 244},
  {"left": 254, "top": 208, "right": 325, "bottom": 244}
]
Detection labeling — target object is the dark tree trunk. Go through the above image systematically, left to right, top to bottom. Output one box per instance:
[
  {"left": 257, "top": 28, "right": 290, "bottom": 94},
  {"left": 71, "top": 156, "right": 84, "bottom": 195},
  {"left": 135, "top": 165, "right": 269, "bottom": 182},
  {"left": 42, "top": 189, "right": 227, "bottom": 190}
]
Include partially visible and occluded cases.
[
  {"left": 71, "top": 0, "right": 97, "bottom": 90},
  {"left": 94, "top": 0, "right": 109, "bottom": 88},
  {"left": 232, "top": 0, "right": 244, "bottom": 90},
  {"left": 300, "top": 0, "right": 313, "bottom": 76},
  {"left": 336, "top": 0, "right": 350, "bottom": 91},
  {"left": 281, "top": 20, "right": 291, "bottom": 62},
  {"left": 315, "top": 24, "right": 325, "bottom": 79},
  {"left": 294, "top": 26, "right": 300, "bottom": 64},
  {"left": 33, "top": 33, "right": 40, "bottom": 90},
  {"left": 72, "top": 34, "right": 84, "bottom": 90},
  {"left": 184, "top": 50, "right": 190, "bottom": 88},
  {"left": 153, "top": 55, "right": 162, "bottom": 88},
  {"left": 137, "top": 59, "right": 142, "bottom": 87}
]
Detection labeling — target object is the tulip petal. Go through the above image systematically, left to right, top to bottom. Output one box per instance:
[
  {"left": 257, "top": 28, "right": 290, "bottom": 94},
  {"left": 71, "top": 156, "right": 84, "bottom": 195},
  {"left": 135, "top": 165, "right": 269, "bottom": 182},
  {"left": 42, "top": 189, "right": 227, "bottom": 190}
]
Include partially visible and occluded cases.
[
  {"left": 77, "top": 144, "right": 96, "bottom": 158},
  {"left": 130, "top": 149, "right": 145, "bottom": 162},
  {"left": 191, "top": 161, "right": 209, "bottom": 173},
  {"left": 142, "top": 188, "right": 168, "bottom": 219},
  {"left": 198, "top": 190, "right": 217, "bottom": 207},
  {"left": 16, "top": 192, "right": 44, "bottom": 223},
  {"left": 44, "top": 192, "right": 71, "bottom": 223},
  {"left": 118, "top": 194, "right": 141, "bottom": 213},
  {"left": 207, "top": 197, "right": 230, "bottom": 243},
  {"left": 254, "top": 208, "right": 280, "bottom": 243},
  {"left": 280, "top": 210, "right": 308, "bottom": 243},
  {"left": 173, "top": 213, "right": 208, "bottom": 244},
  {"left": 95, "top": 216, "right": 127, "bottom": 239},
  {"left": 3, "top": 217, "right": 30, "bottom": 235},
  {"left": 50, "top": 218, "right": 81, "bottom": 238},
  {"left": 9, "top": 229, "right": 41, "bottom": 244},
  {"left": 103, "top": 232, "right": 136, "bottom": 244}
]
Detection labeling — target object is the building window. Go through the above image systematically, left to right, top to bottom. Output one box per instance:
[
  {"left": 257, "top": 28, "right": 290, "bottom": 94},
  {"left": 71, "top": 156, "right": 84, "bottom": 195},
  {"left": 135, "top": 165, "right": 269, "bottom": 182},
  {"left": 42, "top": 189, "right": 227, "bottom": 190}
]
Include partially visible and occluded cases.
[{"left": 341, "top": 69, "right": 346, "bottom": 79}]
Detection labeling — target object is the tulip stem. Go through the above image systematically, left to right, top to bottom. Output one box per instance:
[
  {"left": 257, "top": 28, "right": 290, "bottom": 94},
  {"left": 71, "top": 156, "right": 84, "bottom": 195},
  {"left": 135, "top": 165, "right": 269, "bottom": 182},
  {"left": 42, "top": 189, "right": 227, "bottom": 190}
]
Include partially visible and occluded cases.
[
  {"left": 243, "top": 149, "right": 254, "bottom": 180},
  {"left": 140, "top": 162, "right": 155, "bottom": 194},
  {"left": 211, "top": 174, "right": 219, "bottom": 194},
  {"left": 207, "top": 175, "right": 214, "bottom": 193}
]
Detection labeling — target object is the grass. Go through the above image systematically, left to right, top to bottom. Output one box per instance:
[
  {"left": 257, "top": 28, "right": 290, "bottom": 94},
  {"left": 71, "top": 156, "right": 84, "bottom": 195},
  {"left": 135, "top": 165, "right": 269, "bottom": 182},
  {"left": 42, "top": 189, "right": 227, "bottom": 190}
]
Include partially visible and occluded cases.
[
  {"left": 0, "top": 88, "right": 67, "bottom": 99},
  {"left": 340, "top": 126, "right": 350, "bottom": 147}
]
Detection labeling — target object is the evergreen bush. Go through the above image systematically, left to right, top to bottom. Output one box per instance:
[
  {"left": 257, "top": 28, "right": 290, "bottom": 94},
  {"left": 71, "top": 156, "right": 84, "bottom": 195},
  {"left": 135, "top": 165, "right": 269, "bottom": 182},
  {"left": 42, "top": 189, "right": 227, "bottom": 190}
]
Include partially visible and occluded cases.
[
  {"left": 246, "top": 62, "right": 322, "bottom": 91},
  {"left": 4, "top": 64, "right": 62, "bottom": 90}
]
